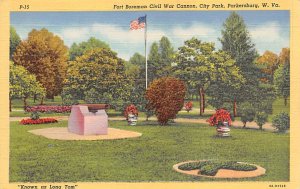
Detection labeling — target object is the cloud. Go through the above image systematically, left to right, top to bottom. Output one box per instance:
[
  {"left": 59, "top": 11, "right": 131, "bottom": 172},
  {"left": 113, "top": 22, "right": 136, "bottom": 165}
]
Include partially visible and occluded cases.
[
  {"left": 249, "top": 21, "right": 289, "bottom": 54},
  {"left": 249, "top": 22, "right": 281, "bottom": 42},
  {"left": 172, "top": 23, "right": 217, "bottom": 41},
  {"left": 59, "top": 27, "right": 90, "bottom": 43}
]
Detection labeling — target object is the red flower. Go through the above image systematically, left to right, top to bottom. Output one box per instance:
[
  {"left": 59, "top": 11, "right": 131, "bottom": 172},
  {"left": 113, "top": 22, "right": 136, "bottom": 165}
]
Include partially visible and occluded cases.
[
  {"left": 184, "top": 101, "right": 193, "bottom": 112},
  {"left": 124, "top": 104, "right": 138, "bottom": 119},
  {"left": 207, "top": 109, "right": 232, "bottom": 126}
]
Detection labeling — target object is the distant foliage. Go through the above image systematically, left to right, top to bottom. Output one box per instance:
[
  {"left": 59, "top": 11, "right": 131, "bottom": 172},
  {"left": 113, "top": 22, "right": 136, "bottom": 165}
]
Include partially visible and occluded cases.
[
  {"left": 69, "top": 37, "right": 110, "bottom": 61},
  {"left": 256, "top": 50, "right": 279, "bottom": 82},
  {"left": 145, "top": 77, "right": 186, "bottom": 125},
  {"left": 207, "top": 109, "right": 232, "bottom": 126},
  {"left": 272, "top": 112, "right": 290, "bottom": 132}
]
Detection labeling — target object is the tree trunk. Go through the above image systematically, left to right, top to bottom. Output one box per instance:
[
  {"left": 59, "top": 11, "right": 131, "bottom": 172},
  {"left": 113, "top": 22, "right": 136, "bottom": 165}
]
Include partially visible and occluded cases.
[
  {"left": 199, "top": 87, "right": 204, "bottom": 116},
  {"left": 202, "top": 88, "right": 205, "bottom": 113},
  {"left": 33, "top": 94, "right": 37, "bottom": 103},
  {"left": 40, "top": 96, "right": 44, "bottom": 105},
  {"left": 23, "top": 97, "right": 27, "bottom": 110},
  {"left": 284, "top": 97, "right": 287, "bottom": 106},
  {"left": 9, "top": 98, "right": 12, "bottom": 112},
  {"left": 233, "top": 98, "right": 237, "bottom": 117}
]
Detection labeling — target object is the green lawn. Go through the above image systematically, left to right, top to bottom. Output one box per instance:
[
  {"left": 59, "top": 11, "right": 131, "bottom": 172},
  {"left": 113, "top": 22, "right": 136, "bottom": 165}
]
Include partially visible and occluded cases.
[{"left": 10, "top": 120, "right": 289, "bottom": 182}]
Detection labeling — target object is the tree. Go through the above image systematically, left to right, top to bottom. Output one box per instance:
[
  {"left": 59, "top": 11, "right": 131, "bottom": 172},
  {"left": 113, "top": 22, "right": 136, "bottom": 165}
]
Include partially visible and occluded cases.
[
  {"left": 219, "top": 12, "right": 259, "bottom": 116},
  {"left": 10, "top": 26, "right": 21, "bottom": 60},
  {"left": 13, "top": 28, "right": 68, "bottom": 102},
  {"left": 147, "top": 36, "right": 175, "bottom": 83},
  {"left": 157, "top": 36, "right": 175, "bottom": 76},
  {"left": 69, "top": 37, "right": 110, "bottom": 60},
  {"left": 174, "top": 37, "right": 244, "bottom": 116},
  {"left": 147, "top": 42, "right": 160, "bottom": 83},
  {"left": 62, "top": 48, "right": 132, "bottom": 110},
  {"left": 273, "top": 48, "right": 290, "bottom": 106},
  {"left": 279, "top": 48, "right": 290, "bottom": 65},
  {"left": 256, "top": 50, "right": 279, "bottom": 83},
  {"left": 9, "top": 62, "right": 45, "bottom": 111},
  {"left": 274, "top": 63, "right": 290, "bottom": 106},
  {"left": 145, "top": 77, "right": 186, "bottom": 125},
  {"left": 238, "top": 102, "right": 256, "bottom": 128},
  {"left": 255, "top": 111, "right": 268, "bottom": 130},
  {"left": 272, "top": 112, "right": 290, "bottom": 132}
]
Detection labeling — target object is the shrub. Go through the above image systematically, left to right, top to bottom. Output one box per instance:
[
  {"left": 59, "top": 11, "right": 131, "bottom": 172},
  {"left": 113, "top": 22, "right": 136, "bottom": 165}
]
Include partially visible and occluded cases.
[
  {"left": 145, "top": 77, "right": 186, "bottom": 125},
  {"left": 184, "top": 101, "right": 193, "bottom": 113},
  {"left": 238, "top": 102, "right": 256, "bottom": 128},
  {"left": 124, "top": 104, "right": 138, "bottom": 119},
  {"left": 207, "top": 109, "right": 232, "bottom": 126},
  {"left": 255, "top": 111, "right": 268, "bottom": 130},
  {"left": 30, "top": 112, "right": 40, "bottom": 120},
  {"left": 272, "top": 112, "right": 290, "bottom": 132},
  {"left": 20, "top": 118, "right": 58, "bottom": 125}
]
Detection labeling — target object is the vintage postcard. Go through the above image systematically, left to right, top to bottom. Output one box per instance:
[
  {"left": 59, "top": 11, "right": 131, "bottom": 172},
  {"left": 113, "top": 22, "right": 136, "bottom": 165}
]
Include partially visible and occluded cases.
[{"left": 0, "top": 0, "right": 299, "bottom": 188}]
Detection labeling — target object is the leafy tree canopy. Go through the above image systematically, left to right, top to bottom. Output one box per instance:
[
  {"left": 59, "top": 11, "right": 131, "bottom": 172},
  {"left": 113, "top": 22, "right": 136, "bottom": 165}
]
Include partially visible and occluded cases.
[
  {"left": 10, "top": 26, "right": 21, "bottom": 60},
  {"left": 13, "top": 28, "right": 68, "bottom": 99},
  {"left": 69, "top": 37, "right": 110, "bottom": 60},
  {"left": 63, "top": 48, "right": 133, "bottom": 110},
  {"left": 9, "top": 62, "right": 45, "bottom": 110}
]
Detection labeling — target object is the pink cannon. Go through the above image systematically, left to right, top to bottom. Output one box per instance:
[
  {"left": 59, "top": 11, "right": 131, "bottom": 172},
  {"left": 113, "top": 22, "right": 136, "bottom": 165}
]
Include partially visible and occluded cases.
[{"left": 68, "top": 104, "right": 110, "bottom": 135}]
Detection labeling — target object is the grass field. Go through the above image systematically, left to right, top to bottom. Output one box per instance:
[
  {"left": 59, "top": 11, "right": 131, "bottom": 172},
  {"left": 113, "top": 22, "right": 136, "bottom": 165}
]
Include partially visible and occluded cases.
[{"left": 10, "top": 120, "right": 289, "bottom": 182}]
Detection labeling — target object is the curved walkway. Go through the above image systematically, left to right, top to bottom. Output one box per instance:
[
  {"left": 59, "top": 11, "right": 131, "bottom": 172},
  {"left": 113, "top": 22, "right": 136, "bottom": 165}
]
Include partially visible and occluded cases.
[{"left": 10, "top": 115, "right": 276, "bottom": 131}]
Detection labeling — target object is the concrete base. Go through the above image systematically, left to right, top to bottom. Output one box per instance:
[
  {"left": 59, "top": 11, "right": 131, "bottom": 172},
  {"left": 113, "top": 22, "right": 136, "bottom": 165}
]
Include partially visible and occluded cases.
[
  {"left": 68, "top": 105, "right": 108, "bottom": 135},
  {"left": 29, "top": 127, "right": 142, "bottom": 141}
]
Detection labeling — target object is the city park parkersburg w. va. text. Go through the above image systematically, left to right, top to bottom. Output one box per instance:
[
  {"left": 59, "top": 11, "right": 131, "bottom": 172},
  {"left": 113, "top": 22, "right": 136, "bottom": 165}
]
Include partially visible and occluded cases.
[{"left": 9, "top": 12, "right": 290, "bottom": 181}]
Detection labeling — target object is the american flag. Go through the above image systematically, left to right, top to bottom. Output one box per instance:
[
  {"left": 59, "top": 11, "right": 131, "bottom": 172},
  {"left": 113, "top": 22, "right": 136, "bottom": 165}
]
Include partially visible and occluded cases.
[{"left": 130, "top": 16, "right": 146, "bottom": 30}]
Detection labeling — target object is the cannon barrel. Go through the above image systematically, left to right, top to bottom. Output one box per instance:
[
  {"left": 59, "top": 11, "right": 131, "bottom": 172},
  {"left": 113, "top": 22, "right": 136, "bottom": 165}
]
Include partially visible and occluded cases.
[{"left": 80, "top": 104, "right": 110, "bottom": 113}]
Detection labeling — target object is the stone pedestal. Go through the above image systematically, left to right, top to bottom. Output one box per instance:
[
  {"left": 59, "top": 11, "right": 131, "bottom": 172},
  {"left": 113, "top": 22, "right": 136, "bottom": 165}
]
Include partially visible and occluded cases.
[{"left": 68, "top": 105, "right": 108, "bottom": 135}]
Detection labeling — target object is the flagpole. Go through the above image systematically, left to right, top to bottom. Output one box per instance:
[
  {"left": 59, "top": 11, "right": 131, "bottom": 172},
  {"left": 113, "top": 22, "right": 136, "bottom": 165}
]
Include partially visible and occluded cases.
[{"left": 144, "top": 15, "right": 148, "bottom": 89}]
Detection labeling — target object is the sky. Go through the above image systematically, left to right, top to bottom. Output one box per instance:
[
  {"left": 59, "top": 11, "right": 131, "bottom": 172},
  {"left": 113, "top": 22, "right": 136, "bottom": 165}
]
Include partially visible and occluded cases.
[{"left": 11, "top": 11, "right": 290, "bottom": 61}]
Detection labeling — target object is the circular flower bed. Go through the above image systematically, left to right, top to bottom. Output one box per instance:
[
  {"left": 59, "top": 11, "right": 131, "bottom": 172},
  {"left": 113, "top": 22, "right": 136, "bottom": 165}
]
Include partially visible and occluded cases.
[
  {"left": 20, "top": 118, "right": 58, "bottom": 125},
  {"left": 173, "top": 160, "right": 266, "bottom": 178}
]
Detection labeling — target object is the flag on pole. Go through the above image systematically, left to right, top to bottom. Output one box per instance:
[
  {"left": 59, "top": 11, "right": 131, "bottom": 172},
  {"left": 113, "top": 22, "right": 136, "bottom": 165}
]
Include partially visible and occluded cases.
[
  {"left": 130, "top": 15, "right": 148, "bottom": 88},
  {"left": 130, "top": 16, "right": 146, "bottom": 30}
]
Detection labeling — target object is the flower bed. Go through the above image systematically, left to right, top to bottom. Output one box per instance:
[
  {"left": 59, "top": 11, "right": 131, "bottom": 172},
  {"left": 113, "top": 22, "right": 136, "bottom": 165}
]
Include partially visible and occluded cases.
[
  {"left": 25, "top": 105, "right": 71, "bottom": 113},
  {"left": 20, "top": 118, "right": 58, "bottom": 125},
  {"left": 177, "top": 160, "right": 257, "bottom": 176}
]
